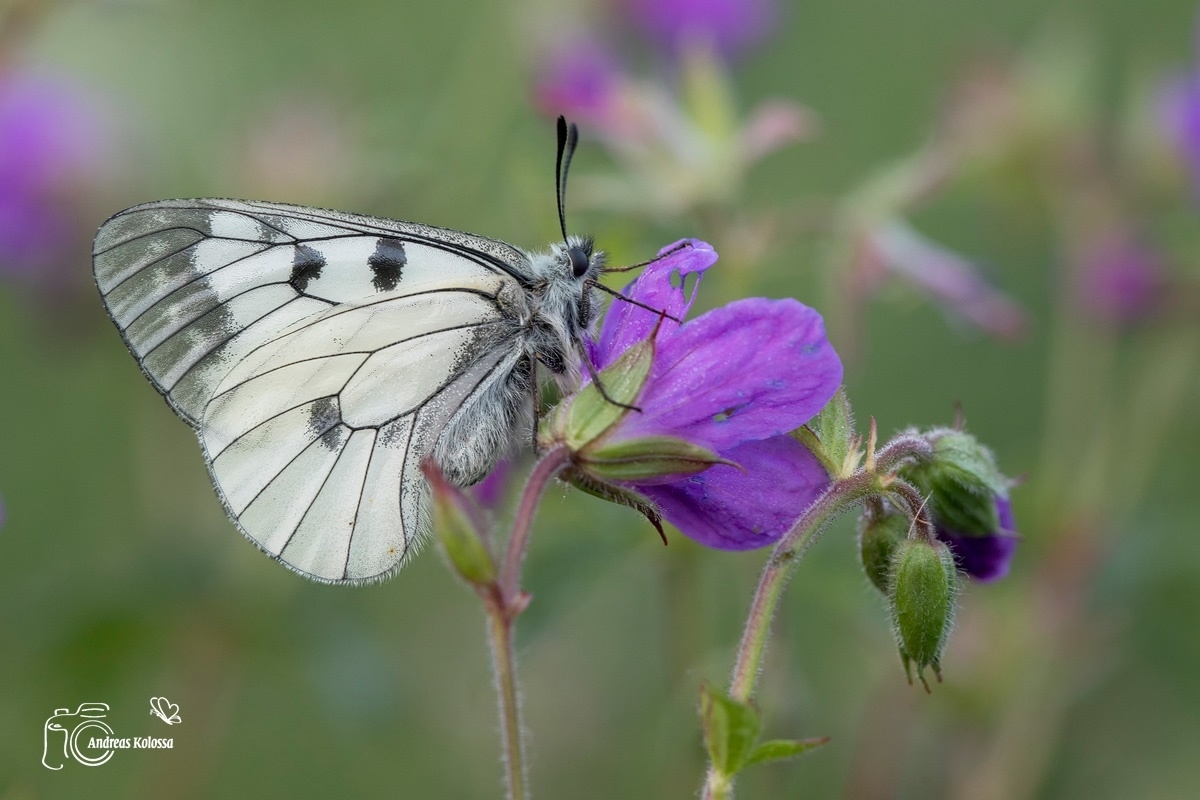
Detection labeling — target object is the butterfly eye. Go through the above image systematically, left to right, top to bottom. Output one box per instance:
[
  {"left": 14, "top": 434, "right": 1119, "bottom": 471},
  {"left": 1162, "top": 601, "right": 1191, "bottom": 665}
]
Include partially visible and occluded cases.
[{"left": 568, "top": 246, "right": 590, "bottom": 278}]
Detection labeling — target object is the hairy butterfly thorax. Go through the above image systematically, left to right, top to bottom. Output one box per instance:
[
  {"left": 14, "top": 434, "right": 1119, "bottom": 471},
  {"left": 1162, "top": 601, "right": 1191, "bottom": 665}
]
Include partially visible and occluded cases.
[{"left": 519, "top": 234, "right": 604, "bottom": 388}]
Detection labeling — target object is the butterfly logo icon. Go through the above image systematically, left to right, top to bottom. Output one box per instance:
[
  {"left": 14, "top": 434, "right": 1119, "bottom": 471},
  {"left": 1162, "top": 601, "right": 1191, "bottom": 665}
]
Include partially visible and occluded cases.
[{"left": 149, "top": 697, "right": 181, "bottom": 726}]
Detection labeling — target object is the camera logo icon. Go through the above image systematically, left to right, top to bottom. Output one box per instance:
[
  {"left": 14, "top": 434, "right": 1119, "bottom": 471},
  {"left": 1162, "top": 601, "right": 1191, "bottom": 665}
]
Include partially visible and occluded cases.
[{"left": 41, "top": 703, "right": 116, "bottom": 770}]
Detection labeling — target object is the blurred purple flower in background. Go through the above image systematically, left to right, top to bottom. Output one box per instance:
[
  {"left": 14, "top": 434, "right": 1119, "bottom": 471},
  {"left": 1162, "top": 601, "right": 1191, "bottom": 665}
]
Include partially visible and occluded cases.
[
  {"left": 530, "top": 0, "right": 810, "bottom": 217},
  {"left": 621, "top": 0, "right": 776, "bottom": 61},
  {"left": 1161, "top": 21, "right": 1200, "bottom": 193},
  {"left": 534, "top": 39, "right": 640, "bottom": 140},
  {"left": 0, "top": 71, "right": 111, "bottom": 289},
  {"left": 1074, "top": 234, "right": 1164, "bottom": 327},
  {"left": 586, "top": 240, "right": 843, "bottom": 550},
  {"left": 469, "top": 459, "right": 515, "bottom": 511},
  {"left": 936, "top": 495, "right": 1019, "bottom": 582}
]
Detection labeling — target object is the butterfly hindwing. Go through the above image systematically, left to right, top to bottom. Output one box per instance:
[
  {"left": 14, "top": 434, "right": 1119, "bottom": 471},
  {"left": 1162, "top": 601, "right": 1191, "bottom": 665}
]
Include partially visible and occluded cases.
[
  {"left": 94, "top": 199, "right": 534, "bottom": 583},
  {"left": 201, "top": 284, "right": 522, "bottom": 583}
]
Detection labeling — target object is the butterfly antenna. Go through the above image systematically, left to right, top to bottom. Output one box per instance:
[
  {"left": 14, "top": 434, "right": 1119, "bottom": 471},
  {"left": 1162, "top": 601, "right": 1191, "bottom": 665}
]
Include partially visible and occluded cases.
[{"left": 554, "top": 116, "right": 579, "bottom": 245}]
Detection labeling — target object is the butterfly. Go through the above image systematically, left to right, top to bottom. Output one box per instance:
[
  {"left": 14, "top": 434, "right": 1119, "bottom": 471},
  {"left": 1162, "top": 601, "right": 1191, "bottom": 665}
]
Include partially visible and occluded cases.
[{"left": 93, "top": 118, "right": 649, "bottom": 585}]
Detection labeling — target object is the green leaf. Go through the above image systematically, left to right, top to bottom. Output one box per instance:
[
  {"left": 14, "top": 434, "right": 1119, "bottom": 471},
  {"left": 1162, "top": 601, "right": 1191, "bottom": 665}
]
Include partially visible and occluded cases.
[
  {"left": 794, "top": 387, "right": 857, "bottom": 478},
  {"left": 700, "top": 683, "right": 761, "bottom": 777},
  {"left": 744, "top": 737, "right": 830, "bottom": 768}
]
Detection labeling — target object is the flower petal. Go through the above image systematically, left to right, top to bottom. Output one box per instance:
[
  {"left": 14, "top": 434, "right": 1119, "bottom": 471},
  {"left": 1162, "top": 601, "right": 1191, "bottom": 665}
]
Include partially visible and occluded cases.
[
  {"left": 626, "top": 0, "right": 777, "bottom": 61},
  {"left": 534, "top": 39, "right": 628, "bottom": 134},
  {"left": 591, "top": 239, "right": 716, "bottom": 370},
  {"left": 617, "top": 297, "right": 843, "bottom": 451},
  {"left": 638, "top": 434, "right": 827, "bottom": 550},
  {"left": 936, "top": 495, "right": 1019, "bottom": 582},
  {"left": 937, "top": 530, "right": 1018, "bottom": 582}
]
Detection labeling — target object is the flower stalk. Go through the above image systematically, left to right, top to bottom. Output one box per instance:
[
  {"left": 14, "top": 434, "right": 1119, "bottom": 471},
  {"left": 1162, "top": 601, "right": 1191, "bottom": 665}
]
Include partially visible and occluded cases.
[
  {"left": 701, "top": 433, "right": 934, "bottom": 800},
  {"left": 431, "top": 445, "right": 570, "bottom": 800},
  {"left": 487, "top": 445, "right": 570, "bottom": 800}
]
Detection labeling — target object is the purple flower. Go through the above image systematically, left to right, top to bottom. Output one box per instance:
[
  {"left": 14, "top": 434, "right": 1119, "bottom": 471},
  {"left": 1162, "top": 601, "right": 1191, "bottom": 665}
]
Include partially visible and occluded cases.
[
  {"left": 621, "top": 0, "right": 776, "bottom": 61},
  {"left": 1161, "top": 20, "right": 1200, "bottom": 193},
  {"left": 533, "top": 39, "right": 640, "bottom": 139},
  {"left": 0, "top": 72, "right": 110, "bottom": 285},
  {"left": 1075, "top": 235, "right": 1164, "bottom": 326},
  {"left": 585, "top": 239, "right": 843, "bottom": 549},
  {"left": 469, "top": 459, "right": 515, "bottom": 510},
  {"left": 935, "top": 495, "right": 1018, "bottom": 582}
]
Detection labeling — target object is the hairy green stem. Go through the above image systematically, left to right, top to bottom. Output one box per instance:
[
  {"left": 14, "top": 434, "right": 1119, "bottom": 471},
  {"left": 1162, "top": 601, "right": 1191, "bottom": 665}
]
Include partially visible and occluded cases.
[
  {"left": 701, "top": 435, "right": 932, "bottom": 799},
  {"left": 483, "top": 445, "right": 570, "bottom": 800},
  {"left": 500, "top": 445, "right": 569, "bottom": 604},
  {"left": 727, "top": 472, "right": 880, "bottom": 705},
  {"left": 486, "top": 606, "right": 527, "bottom": 800}
]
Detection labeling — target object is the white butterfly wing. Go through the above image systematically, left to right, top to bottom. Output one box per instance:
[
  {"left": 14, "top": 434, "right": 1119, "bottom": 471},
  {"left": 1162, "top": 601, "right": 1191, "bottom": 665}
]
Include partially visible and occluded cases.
[
  {"left": 94, "top": 198, "right": 529, "bottom": 424},
  {"left": 94, "top": 199, "right": 530, "bottom": 583}
]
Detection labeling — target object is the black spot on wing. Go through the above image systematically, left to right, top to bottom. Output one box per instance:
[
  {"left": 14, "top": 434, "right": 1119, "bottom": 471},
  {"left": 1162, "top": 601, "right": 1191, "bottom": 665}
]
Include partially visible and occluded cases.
[
  {"left": 368, "top": 238, "right": 406, "bottom": 292},
  {"left": 289, "top": 244, "right": 326, "bottom": 293},
  {"left": 307, "top": 396, "right": 343, "bottom": 450},
  {"left": 320, "top": 425, "right": 348, "bottom": 452}
]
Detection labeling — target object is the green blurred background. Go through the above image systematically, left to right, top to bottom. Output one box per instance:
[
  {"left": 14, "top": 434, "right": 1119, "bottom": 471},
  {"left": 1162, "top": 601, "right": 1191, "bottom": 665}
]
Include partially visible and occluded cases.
[{"left": 3, "top": 0, "right": 1199, "bottom": 797}]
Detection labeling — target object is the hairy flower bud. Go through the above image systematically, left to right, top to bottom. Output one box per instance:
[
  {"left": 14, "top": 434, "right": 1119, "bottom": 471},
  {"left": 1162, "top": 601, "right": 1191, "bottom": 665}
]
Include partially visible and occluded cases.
[
  {"left": 901, "top": 429, "right": 1008, "bottom": 537},
  {"left": 423, "top": 460, "right": 496, "bottom": 588},
  {"left": 858, "top": 503, "right": 910, "bottom": 594},
  {"left": 888, "top": 537, "right": 957, "bottom": 691}
]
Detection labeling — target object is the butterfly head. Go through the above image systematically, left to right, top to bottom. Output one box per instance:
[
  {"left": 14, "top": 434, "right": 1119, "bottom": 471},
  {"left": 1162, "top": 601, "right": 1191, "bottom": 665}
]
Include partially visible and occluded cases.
[
  {"left": 525, "top": 234, "right": 605, "bottom": 355},
  {"left": 546, "top": 234, "right": 604, "bottom": 283},
  {"left": 561, "top": 234, "right": 600, "bottom": 280},
  {"left": 568, "top": 239, "right": 592, "bottom": 279}
]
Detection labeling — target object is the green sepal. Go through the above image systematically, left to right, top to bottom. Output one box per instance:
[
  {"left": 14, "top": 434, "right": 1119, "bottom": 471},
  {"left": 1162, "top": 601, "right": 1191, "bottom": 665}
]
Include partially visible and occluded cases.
[
  {"left": 561, "top": 337, "right": 654, "bottom": 449},
  {"left": 794, "top": 386, "right": 857, "bottom": 478},
  {"left": 580, "top": 435, "right": 734, "bottom": 482},
  {"left": 423, "top": 461, "right": 496, "bottom": 587},
  {"left": 564, "top": 468, "right": 665, "bottom": 540},
  {"left": 858, "top": 505, "right": 910, "bottom": 595},
  {"left": 888, "top": 538, "right": 957, "bottom": 690},
  {"left": 700, "top": 683, "right": 761, "bottom": 778},
  {"left": 744, "top": 737, "right": 830, "bottom": 768}
]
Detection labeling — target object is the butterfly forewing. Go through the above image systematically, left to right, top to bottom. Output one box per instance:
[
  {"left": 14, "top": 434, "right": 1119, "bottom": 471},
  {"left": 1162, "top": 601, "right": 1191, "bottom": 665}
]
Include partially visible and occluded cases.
[{"left": 94, "top": 199, "right": 531, "bottom": 583}]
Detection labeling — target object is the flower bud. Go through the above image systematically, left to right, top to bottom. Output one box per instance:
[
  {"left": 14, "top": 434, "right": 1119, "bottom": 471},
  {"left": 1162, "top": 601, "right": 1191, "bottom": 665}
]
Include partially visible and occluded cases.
[
  {"left": 901, "top": 429, "right": 1008, "bottom": 537},
  {"left": 423, "top": 460, "right": 496, "bottom": 588},
  {"left": 858, "top": 504, "right": 909, "bottom": 594},
  {"left": 888, "top": 537, "right": 957, "bottom": 690}
]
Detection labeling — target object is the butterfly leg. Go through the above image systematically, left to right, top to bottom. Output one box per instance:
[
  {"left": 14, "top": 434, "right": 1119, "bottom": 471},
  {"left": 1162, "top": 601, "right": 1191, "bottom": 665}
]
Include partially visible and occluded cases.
[
  {"left": 600, "top": 239, "right": 693, "bottom": 273},
  {"left": 576, "top": 343, "right": 641, "bottom": 413}
]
